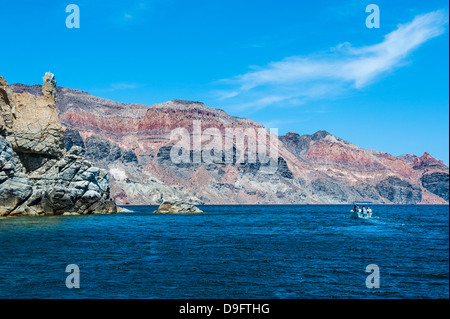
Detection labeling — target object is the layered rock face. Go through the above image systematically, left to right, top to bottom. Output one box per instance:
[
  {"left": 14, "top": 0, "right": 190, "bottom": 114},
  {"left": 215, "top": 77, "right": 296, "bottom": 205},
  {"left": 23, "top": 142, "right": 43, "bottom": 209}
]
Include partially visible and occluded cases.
[
  {"left": 1, "top": 74, "right": 117, "bottom": 216},
  {"left": 9, "top": 82, "right": 449, "bottom": 205},
  {"left": 415, "top": 154, "right": 449, "bottom": 202}
]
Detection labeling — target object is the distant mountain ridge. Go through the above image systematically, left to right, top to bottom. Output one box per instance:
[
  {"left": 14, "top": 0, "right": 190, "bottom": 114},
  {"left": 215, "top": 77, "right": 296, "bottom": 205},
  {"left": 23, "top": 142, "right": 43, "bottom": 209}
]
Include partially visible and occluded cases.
[{"left": 10, "top": 83, "right": 449, "bottom": 205}]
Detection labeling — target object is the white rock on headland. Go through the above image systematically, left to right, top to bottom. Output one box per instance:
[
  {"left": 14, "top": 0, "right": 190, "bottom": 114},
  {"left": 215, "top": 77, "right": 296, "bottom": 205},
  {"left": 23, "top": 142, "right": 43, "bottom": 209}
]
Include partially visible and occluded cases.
[{"left": 153, "top": 200, "right": 203, "bottom": 214}]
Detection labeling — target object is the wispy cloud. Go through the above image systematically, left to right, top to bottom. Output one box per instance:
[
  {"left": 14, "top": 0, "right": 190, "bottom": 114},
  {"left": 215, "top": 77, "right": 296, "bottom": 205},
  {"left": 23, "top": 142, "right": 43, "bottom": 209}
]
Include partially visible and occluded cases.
[
  {"left": 77, "top": 0, "right": 154, "bottom": 26},
  {"left": 106, "top": 1, "right": 152, "bottom": 25},
  {"left": 122, "top": 2, "right": 149, "bottom": 22},
  {"left": 219, "top": 10, "right": 448, "bottom": 111},
  {"left": 123, "top": 13, "right": 134, "bottom": 20},
  {"left": 95, "top": 82, "right": 142, "bottom": 93},
  {"left": 111, "top": 82, "right": 141, "bottom": 90}
]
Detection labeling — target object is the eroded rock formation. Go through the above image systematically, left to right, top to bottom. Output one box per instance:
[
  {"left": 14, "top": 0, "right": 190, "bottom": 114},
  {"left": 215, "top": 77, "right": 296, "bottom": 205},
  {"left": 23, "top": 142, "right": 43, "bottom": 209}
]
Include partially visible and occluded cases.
[
  {"left": 1, "top": 73, "right": 117, "bottom": 216},
  {"left": 153, "top": 200, "right": 203, "bottom": 214}
]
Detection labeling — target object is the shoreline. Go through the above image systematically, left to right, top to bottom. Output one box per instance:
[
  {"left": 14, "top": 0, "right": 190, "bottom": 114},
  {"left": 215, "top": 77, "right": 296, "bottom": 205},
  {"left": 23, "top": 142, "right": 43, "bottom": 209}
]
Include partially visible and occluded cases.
[{"left": 119, "top": 203, "right": 450, "bottom": 206}]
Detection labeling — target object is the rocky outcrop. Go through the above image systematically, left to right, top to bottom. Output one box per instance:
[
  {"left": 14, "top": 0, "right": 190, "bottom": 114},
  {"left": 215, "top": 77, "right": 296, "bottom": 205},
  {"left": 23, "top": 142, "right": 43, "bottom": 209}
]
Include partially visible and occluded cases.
[
  {"left": 2, "top": 73, "right": 64, "bottom": 157},
  {"left": 1, "top": 74, "right": 117, "bottom": 216},
  {"left": 8, "top": 82, "right": 449, "bottom": 205},
  {"left": 84, "top": 136, "right": 139, "bottom": 166},
  {"left": 0, "top": 138, "right": 33, "bottom": 213},
  {"left": 409, "top": 152, "right": 449, "bottom": 203},
  {"left": 412, "top": 152, "right": 447, "bottom": 170},
  {"left": 397, "top": 154, "right": 418, "bottom": 165},
  {"left": 421, "top": 172, "right": 449, "bottom": 202},
  {"left": 376, "top": 176, "right": 422, "bottom": 204},
  {"left": 153, "top": 200, "right": 203, "bottom": 214}
]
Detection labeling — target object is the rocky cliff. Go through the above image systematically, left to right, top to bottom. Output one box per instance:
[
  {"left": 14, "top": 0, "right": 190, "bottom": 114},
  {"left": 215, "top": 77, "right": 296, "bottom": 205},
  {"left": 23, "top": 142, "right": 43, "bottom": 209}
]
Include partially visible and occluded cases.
[
  {"left": 1, "top": 74, "right": 117, "bottom": 216},
  {"left": 8, "top": 82, "right": 449, "bottom": 205}
]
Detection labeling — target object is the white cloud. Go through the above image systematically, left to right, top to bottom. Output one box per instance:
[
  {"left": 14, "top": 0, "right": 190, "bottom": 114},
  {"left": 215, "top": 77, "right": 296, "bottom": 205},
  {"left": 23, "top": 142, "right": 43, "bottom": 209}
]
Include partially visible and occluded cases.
[
  {"left": 116, "top": 1, "right": 152, "bottom": 24},
  {"left": 220, "top": 10, "right": 448, "bottom": 110},
  {"left": 123, "top": 13, "right": 134, "bottom": 20},
  {"left": 94, "top": 82, "right": 141, "bottom": 93},
  {"left": 111, "top": 82, "right": 140, "bottom": 90}
]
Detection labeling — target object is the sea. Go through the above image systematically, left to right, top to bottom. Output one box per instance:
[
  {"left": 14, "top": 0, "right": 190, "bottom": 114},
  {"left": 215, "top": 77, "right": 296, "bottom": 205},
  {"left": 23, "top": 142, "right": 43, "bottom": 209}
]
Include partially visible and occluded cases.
[{"left": 0, "top": 205, "right": 448, "bottom": 299}]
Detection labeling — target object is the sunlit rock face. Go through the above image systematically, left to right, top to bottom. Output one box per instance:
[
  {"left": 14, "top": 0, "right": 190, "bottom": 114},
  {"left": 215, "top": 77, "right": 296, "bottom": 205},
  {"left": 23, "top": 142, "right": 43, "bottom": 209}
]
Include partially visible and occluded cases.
[{"left": 1, "top": 74, "right": 117, "bottom": 216}]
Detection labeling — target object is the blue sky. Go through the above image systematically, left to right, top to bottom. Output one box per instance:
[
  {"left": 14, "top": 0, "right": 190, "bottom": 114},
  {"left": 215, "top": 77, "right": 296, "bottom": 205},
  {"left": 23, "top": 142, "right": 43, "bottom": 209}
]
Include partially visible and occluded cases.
[{"left": 1, "top": 0, "right": 449, "bottom": 164}]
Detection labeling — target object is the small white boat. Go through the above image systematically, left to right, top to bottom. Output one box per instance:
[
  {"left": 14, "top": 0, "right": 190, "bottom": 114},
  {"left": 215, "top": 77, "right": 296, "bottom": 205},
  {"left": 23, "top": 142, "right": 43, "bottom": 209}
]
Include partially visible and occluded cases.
[
  {"left": 350, "top": 201, "right": 373, "bottom": 219},
  {"left": 351, "top": 211, "right": 372, "bottom": 219}
]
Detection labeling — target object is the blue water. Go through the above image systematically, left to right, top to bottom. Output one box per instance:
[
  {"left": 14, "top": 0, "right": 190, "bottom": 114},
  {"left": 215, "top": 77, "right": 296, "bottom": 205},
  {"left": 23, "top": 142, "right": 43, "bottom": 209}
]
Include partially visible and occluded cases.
[{"left": 0, "top": 205, "right": 448, "bottom": 299}]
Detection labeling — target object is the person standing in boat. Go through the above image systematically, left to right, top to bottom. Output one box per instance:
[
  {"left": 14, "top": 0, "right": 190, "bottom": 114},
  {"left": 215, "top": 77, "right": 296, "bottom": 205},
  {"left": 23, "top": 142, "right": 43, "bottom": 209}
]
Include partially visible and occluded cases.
[{"left": 362, "top": 206, "right": 367, "bottom": 216}]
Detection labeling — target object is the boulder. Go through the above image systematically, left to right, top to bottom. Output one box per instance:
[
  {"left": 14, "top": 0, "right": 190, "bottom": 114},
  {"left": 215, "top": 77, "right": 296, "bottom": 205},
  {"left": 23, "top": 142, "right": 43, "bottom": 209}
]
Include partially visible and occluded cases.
[
  {"left": 153, "top": 200, "right": 203, "bottom": 214},
  {"left": 117, "top": 206, "right": 134, "bottom": 213}
]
